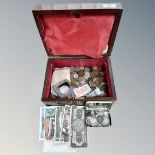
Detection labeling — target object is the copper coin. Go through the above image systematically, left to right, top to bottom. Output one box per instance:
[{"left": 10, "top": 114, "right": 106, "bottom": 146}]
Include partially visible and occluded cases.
[
  {"left": 80, "top": 66, "right": 84, "bottom": 70},
  {"left": 93, "top": 66, "right": 98, "bottom": 70},
  {"left": 75, "top": 67, "right": 80, "bottom": 71},
  {"left": 78, "top": 70, "right": 84, "bottom": 76},
  {"left": 92, "top": 70, "right": 98, "bottom": 76},
  {"left": 99, "top": 71, "right": 105, "bottom": 76},
  {"left": 79, "top": 76, "right": 85, "bottom": 82},
  {"left": 88, "top": 77, "right": 93, "bottom": 81},
  {"left": 71, "top": 78, "right": 76, "bottom": 85},
  {"left": 94, "top": 78, "right": 102, "bottom": 86},
  {"left": 89, "top": 80, "right": 97, "bottom": 88},
  {"left": 75, "top": 81, "right": 80, "bottom": 86}
]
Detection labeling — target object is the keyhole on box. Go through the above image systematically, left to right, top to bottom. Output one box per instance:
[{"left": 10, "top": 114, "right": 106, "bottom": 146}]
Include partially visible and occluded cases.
[{"left": 74, "top": 13, "right": 81, "bottom": 18}]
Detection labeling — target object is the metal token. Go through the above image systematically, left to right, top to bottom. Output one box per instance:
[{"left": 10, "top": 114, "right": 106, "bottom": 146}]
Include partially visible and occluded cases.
[
  {"left": 70, "top": 66, "right": 75, "bottom": 72},
  {"left": 80, "top": 66, "right": 84, "bottom": 70},
  {"left": 93, "top": 66, "right": 98, "bottom": 70},
  {"left": 75, "top": 67, "right": 80, "bottom": 72},
  {"left": 84, "top": 67, "right": 90, "bottom": 72},
  {"left": 78, "top": 70, "right": 84, "bottom": 76},
  {"left": 92, "top": 70, "right": 98, "bottom": 76},
  {"left": 99, "top": 71, "right": 105, "bottom": 76},
  {"left": 84, "top": 72, "right": 90, "bottom": 79},
  {"left": 73, "top": 73, "right": 79, "bottom": 79},
  {"left": 94, "top": 78, "right": 102, "bottom": 86},
  {"left": 80, "top": 80, "right": 86, "bottom": 85},
  {"left": 75, "top": 81, "right": 80, "bottom": 86},
  {"left": 96, "top": 115, "right": 104, "bottom": 123}
]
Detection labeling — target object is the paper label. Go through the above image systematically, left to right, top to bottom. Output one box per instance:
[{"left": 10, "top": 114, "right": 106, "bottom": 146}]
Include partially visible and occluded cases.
[{"left": 73, "top": 84, "right": 91, "bottom": 97}]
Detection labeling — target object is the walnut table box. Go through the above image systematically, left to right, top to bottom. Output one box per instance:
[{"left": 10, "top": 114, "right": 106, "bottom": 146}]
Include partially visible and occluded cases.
[{"left": 32, "top": 3, "right": 123, "bottom": 107}]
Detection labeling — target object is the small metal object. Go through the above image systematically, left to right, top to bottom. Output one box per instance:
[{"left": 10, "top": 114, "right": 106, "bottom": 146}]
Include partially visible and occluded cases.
[
  {"left": 70, "top": 66, "right": 75, "bottom": 72},
  {"left": 80, "top": 66, "right": 84, "bottom": 70},
  {"left": 93, "top": 66, "right": 98, "bottom": 70},
  {"left": 75, "top": 67, "right": 80, "bottom": 71},
  {"left": 84, "top": 67, "right": 90, "bottom": 72},
  {"left": 78, "top": 70, "right": 84, "bottom": 76},
  {"left": 92, "top": 70, "right": 98, "bottom": 76},
  {"left": 99, "top": 71, "right": 105, "bottom": 76},
  {"left": 84, "top": 72, "right": 90, "bottom": 79},
  {"left": 73, "top": 73, "right": 79, "bottom": 79},
  {"left": 79, "top": 76, "right": 85, "bottom": 82},
  {"left": 94, "top": 78, "right": 102, "bottom": 87},
  {"left": 53, "top": 79, "right": 75, "bottom": 98},
  {"left": 75, "top": 80, "right": 80, "bottom": 86}
]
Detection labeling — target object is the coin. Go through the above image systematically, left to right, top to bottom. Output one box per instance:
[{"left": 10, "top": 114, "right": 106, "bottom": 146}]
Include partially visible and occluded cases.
[
  {"left": 70, "top": 66, "right": 75, "bottom": 72},
  {"left": 80, "top": 66, "right": 84, "bottom": 70},
  {"left": 93, "top": 66, "right": 98, "bottom": 70},
  {"left": 75, "top": 67, "right": 80, "bottom": 72},
  {"left": 84, "top": 67, "right": 90, "bottom": 72},
  {"left": 78, "top": 70, "right": 84, "bottom": 76},
  {"left": 92, "top": 70, "right": 98, "bottom": 76},
  {"left": 99, "top": 71, "right": 105, "bottom": 76},
  {"left": 84, "top": 72, "right": 90, "bottom": 79},
  {"left": 73, "top": 73, "right": 78, "bottom": 79},
  {"left": 79, "top": 76, "right": 85, "bottom": 82},
  {"left": 71, "top": 78, "right": 76, "bottom": 85},
  {"left": 94, "top": 78, "right": 102, "bottom": 86},
  {"left": 80, "top": 80, "right": 86, "bottom": 85},
  {"left": 89, "top": 80, "right": 97, "bottom": 88},
  {"left": 75, "top": 81, "right": 80, "bottom": 86}
]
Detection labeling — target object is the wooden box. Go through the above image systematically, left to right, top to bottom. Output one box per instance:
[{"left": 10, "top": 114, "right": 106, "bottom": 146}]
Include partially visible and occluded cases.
[{"left": 32, "top": 3, "right": 123, "bottom": 106}]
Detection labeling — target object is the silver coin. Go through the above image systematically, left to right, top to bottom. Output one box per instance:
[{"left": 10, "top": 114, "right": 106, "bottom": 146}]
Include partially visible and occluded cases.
[
  {"left": 70, "top": 66, "right": 75, "bottom": 72},
  {"left": 84, "top": 67, "right": 90, "bottom": 72},
  {"left": 84, "top": 72, "right": 90, "bottom": 79},
  {"left": 73, "top": 73, "right": 79, "bottom": 79},
  {"left": 80, "top": 80, "right": 86, "bottom": 85},
  {"left": 96, "top": 115, "right": 104, "bottom": 123},
  {"left": 102, "top": 116, "right": 110, "bottom": 126}
]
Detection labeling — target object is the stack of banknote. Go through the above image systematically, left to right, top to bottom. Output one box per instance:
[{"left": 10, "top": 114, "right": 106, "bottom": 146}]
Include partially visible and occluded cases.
[
  {"left": 39, "top": 103, "right": 111, "bottom": 151},
  {"left": 39, "top": 105, "right": 87, "bottom": 148}
]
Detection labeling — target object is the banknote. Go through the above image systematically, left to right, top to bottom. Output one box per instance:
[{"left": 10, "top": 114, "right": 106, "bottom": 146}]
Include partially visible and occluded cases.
[
  {"left": 86, "top": 88, "right": 102, "bottom": 97},
  {"left": 86, "top": 102, "right": 111, "bottom": 110},
  {"left": 60, "top": 105, "right": 72, "bottom": 143},
  {"left": 54, "top": 106, "right": 64, "bottom": 142},
  {"left": 71, "top": 106, "right": 87, "bottom": 147},
  {"left": 39, "top": 107, "right": 45, "bottom": 140},
  {"left": 44, "top": 107, "right": 57, "bottom": 140}
]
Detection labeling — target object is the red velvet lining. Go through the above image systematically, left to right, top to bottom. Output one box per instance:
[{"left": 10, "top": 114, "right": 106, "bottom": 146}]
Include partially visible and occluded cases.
[
  {"left": 41, "top": 14, "right": 115, "bottom": 58},
  {"left": 42, "top": 59, "right": 113, "bottom": 99}
]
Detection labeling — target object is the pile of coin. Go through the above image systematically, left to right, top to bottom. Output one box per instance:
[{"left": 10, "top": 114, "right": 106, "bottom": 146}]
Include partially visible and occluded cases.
[{"left": 70, "top": 66, "right": 108, "bottom": 97}]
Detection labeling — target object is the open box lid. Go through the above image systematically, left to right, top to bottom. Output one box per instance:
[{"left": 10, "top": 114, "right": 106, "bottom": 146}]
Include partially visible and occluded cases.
[{"left": 33, "top": 3, "right": 123, "bottom": 58}]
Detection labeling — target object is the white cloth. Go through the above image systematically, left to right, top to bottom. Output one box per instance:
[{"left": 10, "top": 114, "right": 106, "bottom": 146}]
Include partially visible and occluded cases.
[
  {"left": 51, "top": 67, "right": 70, "bottom": 96},
  {"left": 43, "top": 140, "right": 76, "bottom": 152}
]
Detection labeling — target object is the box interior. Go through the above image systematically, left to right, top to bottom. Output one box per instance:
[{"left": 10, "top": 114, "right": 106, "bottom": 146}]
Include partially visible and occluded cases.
[
  {"left": 37, "top": 14, "right": 115, "bottom": 58},
  {"left": 42, "top": 58, "right": 113, "bottom": 100}
]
